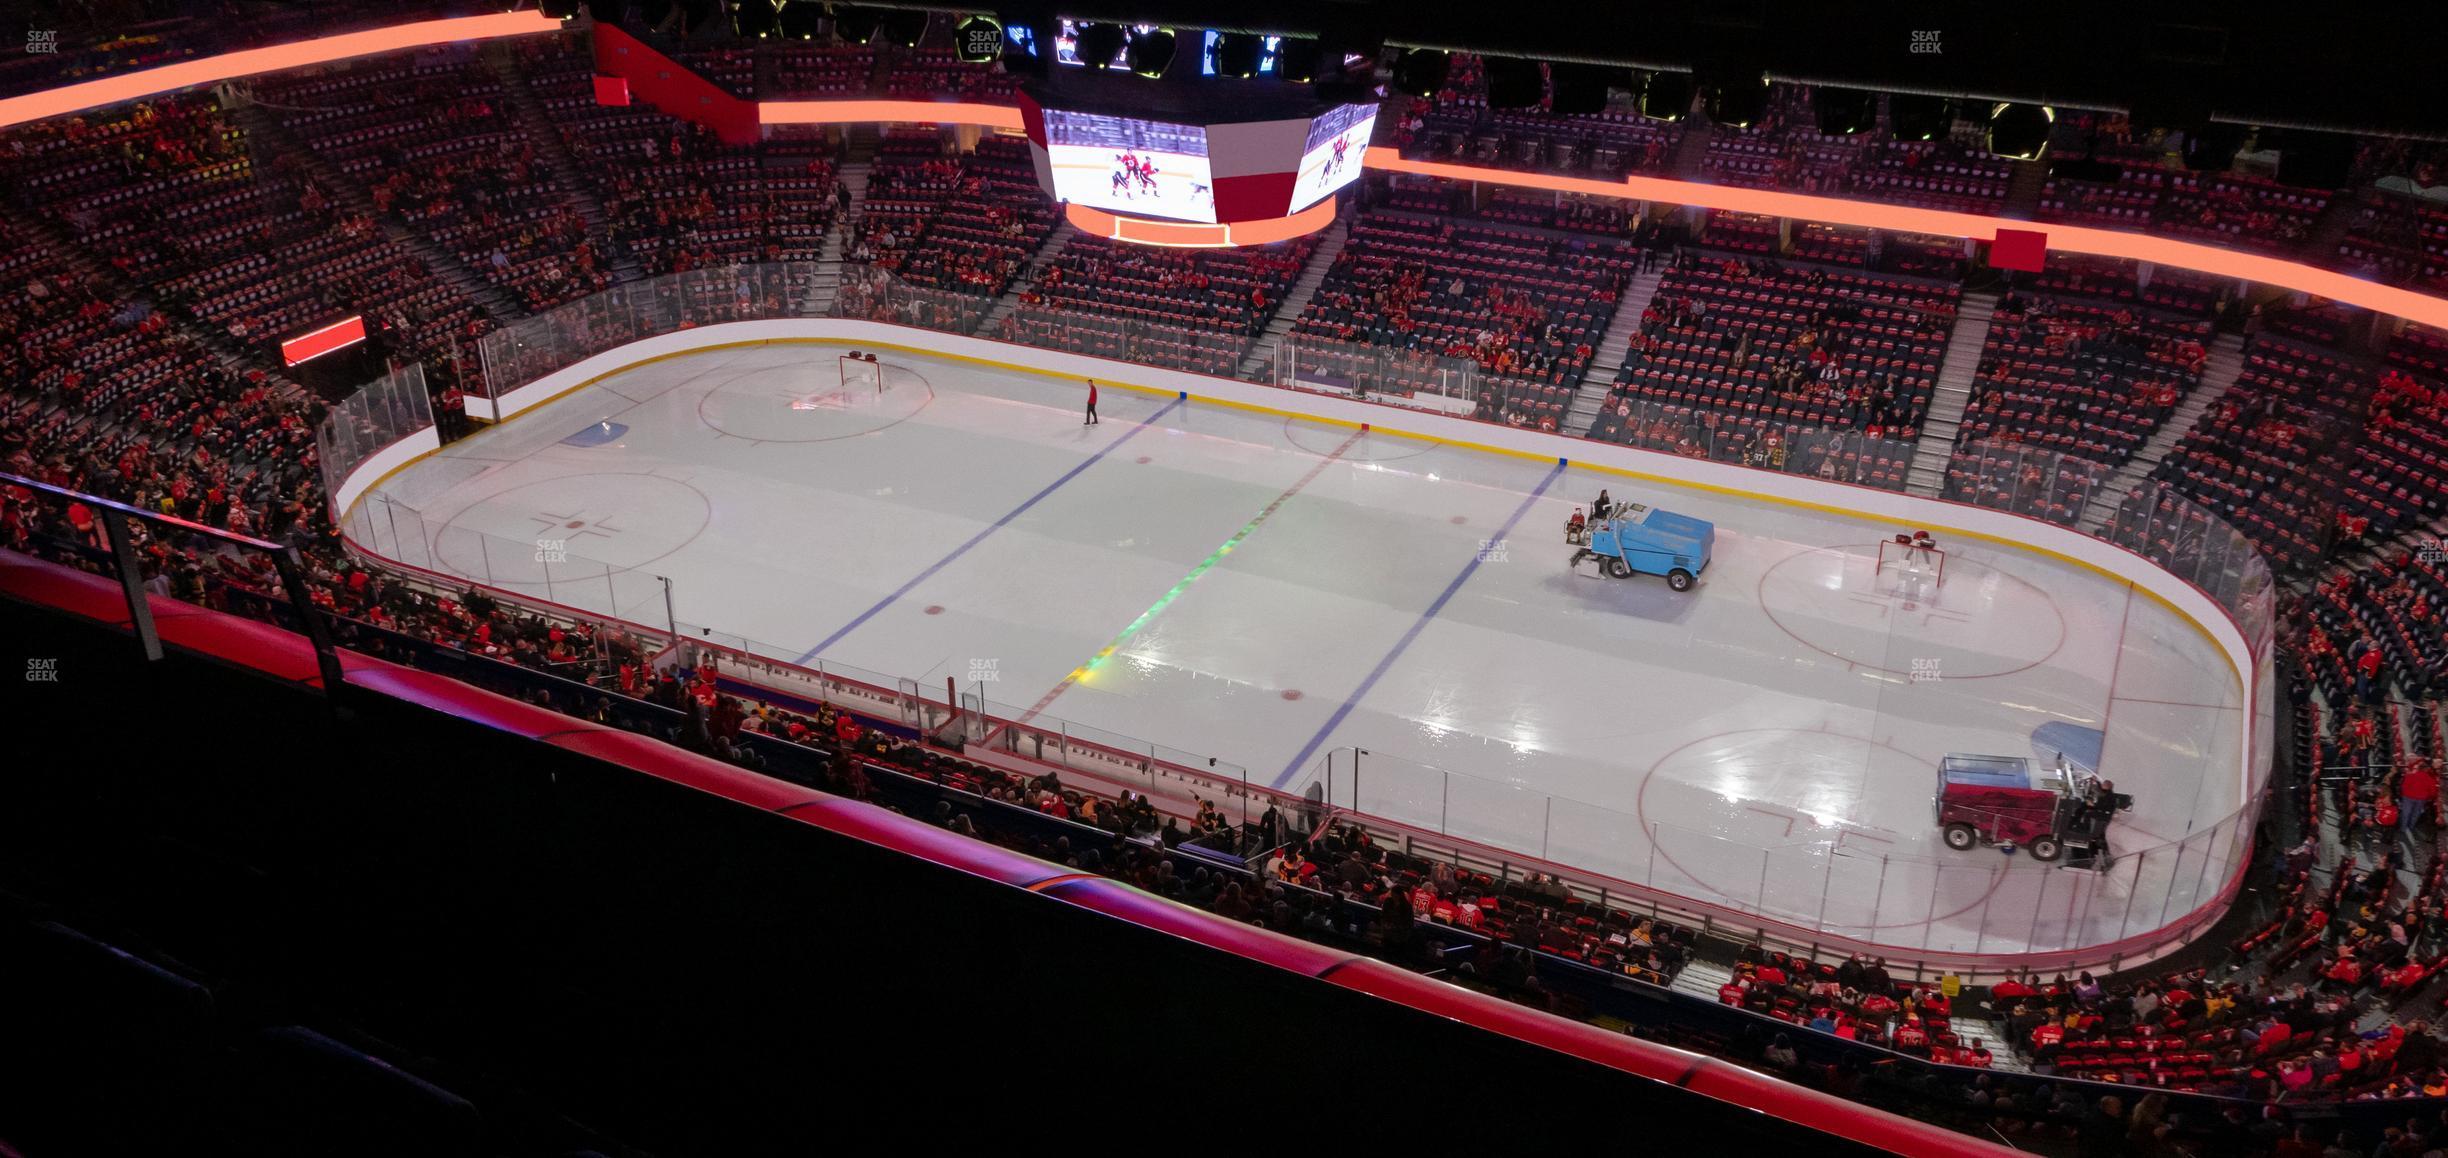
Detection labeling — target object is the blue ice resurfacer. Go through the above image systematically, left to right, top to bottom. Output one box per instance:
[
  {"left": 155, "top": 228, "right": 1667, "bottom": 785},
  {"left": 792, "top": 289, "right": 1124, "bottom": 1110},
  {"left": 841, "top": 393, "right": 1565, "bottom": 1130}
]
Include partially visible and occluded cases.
[{"left": 1568, "top": 502, "right": 1715, "bottom": 592}]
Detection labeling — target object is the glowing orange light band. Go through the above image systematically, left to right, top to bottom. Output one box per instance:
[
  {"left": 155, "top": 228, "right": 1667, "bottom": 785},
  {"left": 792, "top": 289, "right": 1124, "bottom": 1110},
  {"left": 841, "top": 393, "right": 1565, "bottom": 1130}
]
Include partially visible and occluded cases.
[
  {"left": 0, "top": 13, "right": 564, "bottom": 129},
  {"left": 5, "top": 21, "right": 2441, "bottom": 329},
  {"left": 1362, "top": 147, "right": 2446, "bottom": 330},
  {"left": 1064, "top": 199, "right": 1337, "bottom": 247}
]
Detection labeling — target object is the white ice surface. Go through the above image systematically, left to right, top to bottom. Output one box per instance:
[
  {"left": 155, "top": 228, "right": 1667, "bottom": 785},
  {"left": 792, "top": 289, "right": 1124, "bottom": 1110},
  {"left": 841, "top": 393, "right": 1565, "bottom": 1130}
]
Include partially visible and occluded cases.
[{"left": 369, "top": 345, "right": 2258, "bottom": 957}]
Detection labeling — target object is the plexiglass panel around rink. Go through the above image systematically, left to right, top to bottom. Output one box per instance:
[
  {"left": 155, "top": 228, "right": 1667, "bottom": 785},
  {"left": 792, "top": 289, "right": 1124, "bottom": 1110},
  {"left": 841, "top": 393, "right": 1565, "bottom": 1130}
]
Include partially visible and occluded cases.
[
  {"left": 473, "top": 263, "right": 828, "bottom": 403},
  {"left": 1584, "top": 395, "right": 1919, "bottom": 492},
  {"left": 1308, "top": 467, "right": 2274, "bottom": 967}
]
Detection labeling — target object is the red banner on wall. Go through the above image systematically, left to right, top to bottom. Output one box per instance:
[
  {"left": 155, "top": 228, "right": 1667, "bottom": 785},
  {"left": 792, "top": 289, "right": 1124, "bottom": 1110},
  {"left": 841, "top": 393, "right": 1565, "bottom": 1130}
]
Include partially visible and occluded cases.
[
  {"left": 592, "top": 24, "right": 758, "bottom": 145},
  {"left": 1990, "top": 228, "right": 2049, "bottom": 273}
]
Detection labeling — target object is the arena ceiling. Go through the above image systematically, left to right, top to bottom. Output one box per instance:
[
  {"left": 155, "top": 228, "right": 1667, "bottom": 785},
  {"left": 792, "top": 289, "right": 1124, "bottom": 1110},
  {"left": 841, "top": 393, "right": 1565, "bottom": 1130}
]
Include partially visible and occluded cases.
[{"left": 972, "top": 0, "right": 2448, "bottom": 139}]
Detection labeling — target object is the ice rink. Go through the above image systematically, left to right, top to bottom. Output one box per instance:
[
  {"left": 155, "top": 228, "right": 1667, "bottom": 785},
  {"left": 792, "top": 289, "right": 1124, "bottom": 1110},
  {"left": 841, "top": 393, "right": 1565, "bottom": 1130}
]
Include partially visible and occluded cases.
[{"left": 364, "top": 343, "right": 2261, "bottom": 958}]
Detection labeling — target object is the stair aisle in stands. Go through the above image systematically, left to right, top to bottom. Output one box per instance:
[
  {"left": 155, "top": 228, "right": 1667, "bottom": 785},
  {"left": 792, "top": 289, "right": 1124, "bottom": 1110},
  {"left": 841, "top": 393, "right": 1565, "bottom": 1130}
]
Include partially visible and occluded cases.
[
  {"left": 486, "top": 42, "right": 644, "bottom": 284},
  {"left": 226, "top": 96, "right": 522, "bottom": 325},
  {"left": 1670, "top": 117, "right": 1716, "bottom": 179},
  {"left": 2002, "top": 158, "right": 2048, "bottom": 220},
  {"left": 807, "top": 159, "right": 869, "bottom": 316},
  {"left": 2297, "top": 192, "right": 2365, "bottom": 268},
  {"left": 0, "top": 204, "right": 287, "bottom": 398},
  {"left": 1237, "top": 214, "right": 1350, "bottom": 382},
  {"left": 978, "top": 217, "right": 1081, "bottom": 335},
  {"left": 1569, "top": 264, "right": 1667, "bottom": 434},
  {"left": 1903, "top": 290, "right": 1999, "bottom": 497},
  {"left": 2075, "top": 331, "right": 2249, "bottom": 531},
  {"left": 1670, "top": 957, "right": 1736, "bottom": 1003},
  {"left": 1945, "top": 1014, "right": 2030, "bottom": 1074}
]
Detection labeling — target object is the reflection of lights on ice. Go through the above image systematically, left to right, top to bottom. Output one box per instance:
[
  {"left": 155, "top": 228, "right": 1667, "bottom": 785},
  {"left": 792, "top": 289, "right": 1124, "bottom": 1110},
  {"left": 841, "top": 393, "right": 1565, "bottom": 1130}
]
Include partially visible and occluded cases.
[{"left": 790, "top": 388, "right": 861, "bottom": 411}]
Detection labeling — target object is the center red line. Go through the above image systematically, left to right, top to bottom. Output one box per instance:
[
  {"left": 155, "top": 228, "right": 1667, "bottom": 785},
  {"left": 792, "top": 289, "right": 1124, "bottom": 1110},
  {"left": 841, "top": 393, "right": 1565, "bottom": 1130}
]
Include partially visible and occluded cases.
[{"left": 1008, "top": 424, "right": 1369, "bottom": 730}]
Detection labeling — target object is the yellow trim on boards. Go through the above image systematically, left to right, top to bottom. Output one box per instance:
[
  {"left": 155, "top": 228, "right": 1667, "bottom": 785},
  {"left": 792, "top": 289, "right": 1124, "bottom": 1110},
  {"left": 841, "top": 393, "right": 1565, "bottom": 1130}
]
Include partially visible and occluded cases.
[
  {"left": 375, "top": 334, "right": 2260, "bottom": 719},
  {"left": 890, "top": 340, "right": 2250, "bottom": 671},
  {"left": 342, "top": 447, "right": 449, "bottom": 508}
]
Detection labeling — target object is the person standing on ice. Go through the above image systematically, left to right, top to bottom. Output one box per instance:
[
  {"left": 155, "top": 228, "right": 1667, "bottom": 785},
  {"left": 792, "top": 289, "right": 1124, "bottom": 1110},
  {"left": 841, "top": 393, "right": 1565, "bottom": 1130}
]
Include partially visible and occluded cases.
[{"left": 1084, "top": 379, "right": 1100, "bottom": 425}]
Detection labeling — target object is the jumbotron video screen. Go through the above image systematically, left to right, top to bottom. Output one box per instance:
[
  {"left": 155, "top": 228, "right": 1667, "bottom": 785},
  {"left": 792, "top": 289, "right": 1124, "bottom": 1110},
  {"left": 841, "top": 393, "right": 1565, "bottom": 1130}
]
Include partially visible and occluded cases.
[{"left": 1040, "top": 107, "right": 1217, "bottom": 222}]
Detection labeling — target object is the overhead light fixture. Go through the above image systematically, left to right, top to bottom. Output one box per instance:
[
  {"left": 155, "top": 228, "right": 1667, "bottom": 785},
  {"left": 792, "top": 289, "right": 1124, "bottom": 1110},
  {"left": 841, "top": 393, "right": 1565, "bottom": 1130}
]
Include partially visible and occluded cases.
[
  {"left": 541, "top": 0, "right": 581, "bottom": 20},
  {"left": 731, "top": 0, "right": 777, "bottom": 38},
  {"left": 777, "top": 0, "right": 822, "bottom": 40},
  {"left": 831, "top": 5, "right": 880, "bottom": 44},
  {"left": 880, "top": 9, "right": 928, "bottom": 48},
  {"left": 1076, "top": 22, "right": 1127, "bottom": 70},
  {"left": 1126, "top": 28, "right": 1177, "bottom": 78},
  {"left": 1214, "top": 32, "right": 1264, "bottom": 79},
  {"left": 1311, "top": 35, "right": 1380, "bottom": 102},
  {"left": 1275, "top": 37, "right": 1319, "bottom": 84},
  {"left": 1390, "top": 49, "right": 1450, "bottom": 97},
  {"left": 1485, "top": 57, "right": 1544, "bottom": 109},
  {"left": 1550, "top": 64, "right": 1625, "bottom": 117},
  {"left": 1638, "top": 71, "right": 1693, "bottom": 121},
  {"left": 1702, "top": 71, "right": 1769, "bottom": 128},
  {"left": 1814, "top": 87, "right": 1876, "bottom": 136},
  {"left": 1889, "top": 94, "right": 1956, "bottom": 141},
  {"left": 1985, "top": 101, "right": 2054, "bottom": 160},
  {"left": 2182, "top": 123, "right": 2246, "bottom": 171},
  {"left": 2276, "top": 129, "right": 2353, "bottom": 188},
  {"left": 2048, "top": 153, "right": 2121, "bottom": 183}
]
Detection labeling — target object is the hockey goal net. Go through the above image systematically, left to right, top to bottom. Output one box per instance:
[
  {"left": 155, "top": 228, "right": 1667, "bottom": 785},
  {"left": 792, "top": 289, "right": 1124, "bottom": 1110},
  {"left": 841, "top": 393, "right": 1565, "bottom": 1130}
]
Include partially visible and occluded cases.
[
  {"left": 839, "top": 352, "right": 884, "bottom": 393},
  {"left": 1876, "top": 535, "right": 1947, "bottom": 588}
]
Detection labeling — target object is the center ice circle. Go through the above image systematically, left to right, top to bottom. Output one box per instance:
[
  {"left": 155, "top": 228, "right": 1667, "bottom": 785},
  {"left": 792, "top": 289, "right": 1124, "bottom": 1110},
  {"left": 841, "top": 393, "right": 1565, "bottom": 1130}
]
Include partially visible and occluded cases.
[
  {"left": 697, "top": 361, "right": 933, "bottom": 442},
  {"left": 432, "top": 472, "right": 711, "bottom": 579},
  {"left": 1756, "top": 544, "right": 2066, "bottom": 679}
]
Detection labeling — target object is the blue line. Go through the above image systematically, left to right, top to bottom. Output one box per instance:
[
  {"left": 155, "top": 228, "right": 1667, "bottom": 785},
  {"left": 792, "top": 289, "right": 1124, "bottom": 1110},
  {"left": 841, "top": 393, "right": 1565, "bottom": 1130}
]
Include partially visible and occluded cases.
[
  {"left": 793, "top": 398, "right": 1184, "bottom": 664},
  {"left": 1270, "top": 460, "right": 1569, "bottom": 788}
]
